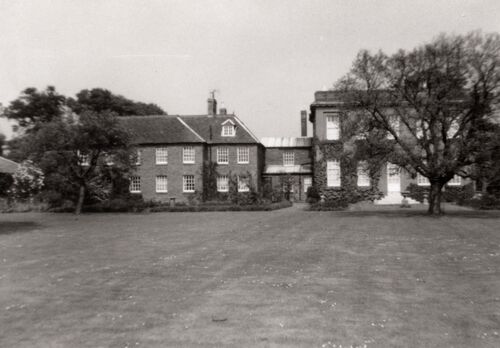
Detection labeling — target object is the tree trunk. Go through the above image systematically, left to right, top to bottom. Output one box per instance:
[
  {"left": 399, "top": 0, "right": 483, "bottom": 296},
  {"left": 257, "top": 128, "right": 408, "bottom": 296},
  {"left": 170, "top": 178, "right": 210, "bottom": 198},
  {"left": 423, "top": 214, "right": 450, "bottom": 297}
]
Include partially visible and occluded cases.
[
  {"left": 427, "top": 181, "right": 444, "bottom": 215},
  {"left": 75, "top": 184, "right": 85, "bottom": 214}
]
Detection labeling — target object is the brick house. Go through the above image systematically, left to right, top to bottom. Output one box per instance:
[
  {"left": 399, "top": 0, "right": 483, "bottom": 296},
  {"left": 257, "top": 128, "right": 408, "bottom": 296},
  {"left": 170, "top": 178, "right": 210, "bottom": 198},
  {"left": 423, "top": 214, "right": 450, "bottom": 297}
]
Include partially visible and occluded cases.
[
  {"left": 309, "top": 90, "right": 468, "bottom": 204},
  {"left": 120, "top": 97, "right": 263, "bottom": 203}
]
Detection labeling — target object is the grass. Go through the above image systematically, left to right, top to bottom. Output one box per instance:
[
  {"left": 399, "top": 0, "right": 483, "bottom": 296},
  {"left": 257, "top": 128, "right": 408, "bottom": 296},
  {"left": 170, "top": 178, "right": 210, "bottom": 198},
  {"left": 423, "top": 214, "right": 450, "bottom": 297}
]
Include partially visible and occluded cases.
[{"left": 0, "top": 206, "right": 499, "bottom": 347}]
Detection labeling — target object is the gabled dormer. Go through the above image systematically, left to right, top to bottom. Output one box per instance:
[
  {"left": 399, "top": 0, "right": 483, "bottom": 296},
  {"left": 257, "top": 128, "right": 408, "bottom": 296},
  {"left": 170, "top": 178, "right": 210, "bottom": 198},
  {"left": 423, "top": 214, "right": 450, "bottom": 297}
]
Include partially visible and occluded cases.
[{"left": 221, "top": 119, "right": 236, "bottom": 137}]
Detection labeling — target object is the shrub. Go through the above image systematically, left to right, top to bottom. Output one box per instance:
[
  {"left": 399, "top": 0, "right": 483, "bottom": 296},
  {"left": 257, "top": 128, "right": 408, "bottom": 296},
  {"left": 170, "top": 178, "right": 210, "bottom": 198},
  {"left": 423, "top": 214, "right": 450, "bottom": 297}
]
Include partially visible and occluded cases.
[
  {"left": 406, "top": 183, "right": 475, "bottom": 204},
  {"left": 406, "top": 183, "right": 428, "bottom": 203},
  {"left": 306, "top": 186, "right": 320, "bottom": 203},
  {"left": 463, "top": 193, "right": 500, "bottom": 210},
  {"left": 309, "top": 198, "right": 349, "bottom": 211}
]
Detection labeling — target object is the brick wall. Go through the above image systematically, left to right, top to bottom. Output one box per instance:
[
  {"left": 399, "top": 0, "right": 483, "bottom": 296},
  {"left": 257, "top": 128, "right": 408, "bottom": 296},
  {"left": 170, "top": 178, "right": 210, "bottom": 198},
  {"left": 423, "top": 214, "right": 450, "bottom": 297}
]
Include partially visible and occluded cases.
[
  {"left": 133, "top": 144, "right": 204, "bottom": 202},
  {"left": 208, "top": 144, "right": 261, "bottom": 190},
  {"left": 264, "top": 147, "right": 312, "bottom": 167}
]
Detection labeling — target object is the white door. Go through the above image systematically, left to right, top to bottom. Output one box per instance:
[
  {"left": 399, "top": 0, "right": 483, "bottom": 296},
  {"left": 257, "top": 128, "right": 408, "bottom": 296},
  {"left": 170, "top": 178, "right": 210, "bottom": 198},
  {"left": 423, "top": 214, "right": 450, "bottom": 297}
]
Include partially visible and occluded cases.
[{"left": 387, "top": 163, "right": 401, "bottom": 192}]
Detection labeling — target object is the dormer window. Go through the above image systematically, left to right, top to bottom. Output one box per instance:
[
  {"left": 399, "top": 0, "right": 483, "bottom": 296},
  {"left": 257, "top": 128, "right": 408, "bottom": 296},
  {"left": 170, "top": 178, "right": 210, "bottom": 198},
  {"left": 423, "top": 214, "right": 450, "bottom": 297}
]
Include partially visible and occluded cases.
[{"left": 221, "top": 119, "right": 236, "bottom": 137}]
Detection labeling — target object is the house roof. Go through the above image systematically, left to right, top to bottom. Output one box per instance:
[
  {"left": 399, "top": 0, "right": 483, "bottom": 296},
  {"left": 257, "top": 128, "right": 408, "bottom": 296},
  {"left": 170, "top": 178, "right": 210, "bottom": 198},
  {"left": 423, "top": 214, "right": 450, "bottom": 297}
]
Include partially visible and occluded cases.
[
  {"left": 118, "top": 115, "right": 205, "bottom": 144},
  {"left": 179, "top": 115, "right": 260, "bottom": 144},
  {"left": 261, "top": 137, "right": 312, "bottom": 148},
  {"left": 0, "top": 156, "right": 19, "bottom": 174},
  {"left": 263, "top": 164, "right": 312, "bottom": 175}
]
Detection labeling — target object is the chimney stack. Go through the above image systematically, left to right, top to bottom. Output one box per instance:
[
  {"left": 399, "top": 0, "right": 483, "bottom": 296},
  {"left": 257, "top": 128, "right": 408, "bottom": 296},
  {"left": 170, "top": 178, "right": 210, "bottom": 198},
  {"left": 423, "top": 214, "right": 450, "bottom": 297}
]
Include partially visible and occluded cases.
[
  {"left": 207, "top": 97, "right": 217, "bottom": 116},
  {"left": 300, "top": 110, "right": 307, "bottom": 137}
]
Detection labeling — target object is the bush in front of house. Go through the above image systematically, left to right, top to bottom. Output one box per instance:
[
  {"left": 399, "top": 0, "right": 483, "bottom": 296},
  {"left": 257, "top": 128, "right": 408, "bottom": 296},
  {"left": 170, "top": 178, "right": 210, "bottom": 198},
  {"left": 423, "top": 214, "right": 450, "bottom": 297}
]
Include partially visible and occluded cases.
[
  {"left": 406, "top": 183, "right": 475, "bottom": 204},
  {"left": 462, "top": 193, "right": 500, "bottom": 210},
  {"left": 308, "top": 198, "right": 349, "bottom": 211},
  {"left": 149, "top": 200, "right": 292, "bottom": 212}
]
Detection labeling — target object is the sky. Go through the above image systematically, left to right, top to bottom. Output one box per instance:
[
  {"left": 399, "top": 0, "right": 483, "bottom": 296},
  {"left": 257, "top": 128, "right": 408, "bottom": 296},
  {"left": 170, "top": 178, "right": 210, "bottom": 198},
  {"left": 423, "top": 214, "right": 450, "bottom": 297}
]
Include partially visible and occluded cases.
[{"left": 1, "top": 0, "right": 500, "bottom": 140}]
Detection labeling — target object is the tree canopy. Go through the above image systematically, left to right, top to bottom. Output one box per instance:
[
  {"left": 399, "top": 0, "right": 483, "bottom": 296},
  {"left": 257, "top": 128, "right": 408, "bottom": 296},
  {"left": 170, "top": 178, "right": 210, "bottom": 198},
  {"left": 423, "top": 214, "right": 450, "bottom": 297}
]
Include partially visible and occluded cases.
[
  {"left": 336, "top": 31, "right": 500, "bottom": 214},
  {"left": 2, "top": 86, "right": 66, "bottom": 132},
  {"left": 67, "top": 88, "right": 167, "bottom": 116}
]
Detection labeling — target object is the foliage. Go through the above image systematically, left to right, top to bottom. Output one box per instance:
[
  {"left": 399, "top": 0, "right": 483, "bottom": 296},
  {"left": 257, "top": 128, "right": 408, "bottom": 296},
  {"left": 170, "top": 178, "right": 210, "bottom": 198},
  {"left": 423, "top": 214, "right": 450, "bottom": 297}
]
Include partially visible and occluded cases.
[
  {"left": 335, "top": 31, "right": 500, "bottom": 214},
  {"left": 2, "top": 86, "right": 66, "bottom": 132},
  {"left": 67, "top": 88, "right": 166, "bottom": 116},
  {"left": 27, "top": 111, "right": 134, "bottom": 213},
  {"left": 0, "top": 133, "right": 5, "bottom": 156},
  {"left": 10, "top": 160, "right": 44, "bottom": 200},
  {"left": 202, "top": 161, "right": 219, "bottom": 201},
  {"left": 0, "top": 173, "right": 14, "bottom": 197},
  {"left": 406, "top": 183, "right": 475, "bottom": 204},
  {"left": 306, "top": 186, "right": 321, "bottom": 203},
  {"left": 462, "top": 193, "right": 500, "bottom": 210},
  {"left": 309, "top": 199, "right": 349, "bottom": 211},
  {"left": 149, "top": 200, "right": 292, "bottom": 213}
]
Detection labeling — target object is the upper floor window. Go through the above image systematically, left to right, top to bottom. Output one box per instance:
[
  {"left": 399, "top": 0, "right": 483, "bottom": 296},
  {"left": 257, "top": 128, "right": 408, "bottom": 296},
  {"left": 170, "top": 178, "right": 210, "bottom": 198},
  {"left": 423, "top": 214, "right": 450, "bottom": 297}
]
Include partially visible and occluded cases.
[
  {"left": 326, "top": 114, "right": 340, "bottom": 140},
  {"left": 221, "top": 119, "right": 236, "bottom": 137},
  {"left": 183, "top": 146, "right": 195, "bottom": 164},
  {"left": 156, "top": 147, "right": 168, "bottom": 165},
  {"left": 217, "top": 147, "right": 229, "bottom": 164},
  {"left": 237, "top": 147, "right": 250, "bottom": 164},
  {"left": 135, "top": 149, "right": 141, "bottom": 165},
  {"left": 283, "top": 152, "right": 295, "bottom": 166},
  {"left": 327, "top": 160, "right": 341, "bottom": 187},
  {"left": 357, "top": 161, "right": 370, "bottom": 187},
  {"left": 183, "top": 175, "right": 195, "bottom": 192},
  {"left": 448, "top": 175, "right": 462, "bottom": 186},
  {"left": 129, "top": 176, "right": 141, "bottom": 193}
]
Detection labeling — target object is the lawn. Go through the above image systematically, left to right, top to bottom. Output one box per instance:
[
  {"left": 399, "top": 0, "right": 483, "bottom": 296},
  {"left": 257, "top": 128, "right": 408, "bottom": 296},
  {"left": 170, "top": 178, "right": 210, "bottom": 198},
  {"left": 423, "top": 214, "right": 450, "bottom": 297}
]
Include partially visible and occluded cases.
[{"left": 1, "top": 206, "right": 499, "bottom": 347}]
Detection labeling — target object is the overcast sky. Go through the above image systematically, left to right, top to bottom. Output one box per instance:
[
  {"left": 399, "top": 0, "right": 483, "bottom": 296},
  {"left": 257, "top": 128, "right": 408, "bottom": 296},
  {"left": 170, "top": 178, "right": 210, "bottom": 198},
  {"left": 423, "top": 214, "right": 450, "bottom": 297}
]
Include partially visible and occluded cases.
[{"left": 1, "top": 0, "right": 500, "bottom": 140}]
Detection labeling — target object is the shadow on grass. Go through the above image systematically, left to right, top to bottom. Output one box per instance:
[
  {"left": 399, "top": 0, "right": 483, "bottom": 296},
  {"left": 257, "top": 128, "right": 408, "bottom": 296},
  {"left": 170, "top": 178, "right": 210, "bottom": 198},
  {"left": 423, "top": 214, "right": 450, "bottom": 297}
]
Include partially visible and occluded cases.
[
  {"left": 334, "top": 209, "right": 500, "bottom": 219},
  {"left": 0, "top": 221, "right": 42, "bottom": 235}
]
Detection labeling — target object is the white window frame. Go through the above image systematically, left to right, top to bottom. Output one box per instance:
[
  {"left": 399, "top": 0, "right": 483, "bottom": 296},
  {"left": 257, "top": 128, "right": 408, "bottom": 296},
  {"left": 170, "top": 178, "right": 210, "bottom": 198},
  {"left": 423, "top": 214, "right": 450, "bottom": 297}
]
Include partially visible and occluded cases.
[
  {"left": 326, "top": 114, "right": 340, "bottom": 140},
  {"left": 221, "top": 120, "right": 236, "bottom": 137},
  {"left": 183, "top": 146, "right": 195, "bottom": 164},
  {"left": 155, "top": 147, "right": 168, "bottom": 165},
  {"left": 217, "top": 147, "right": 229, "bottom": 164},
  {"left": 237, "top": 147, "right": 250, "bottom": 164},
  {"left": 135, "top": 149, "right": 141, "bottom": 165},
  {"left": 77, "top": 150, "right": 90, "bottom": 166},
  {"left": 283, "top": 152, "right": 295, "bottom": 166},
  {"left": 327, "top": 160, "right": 341, "bottom": 187},
  {"left": 357, "top": 161, "right": 370, "bottom": 187},
  {"left": 417, "top": 173, "right": 430, "bottom": 186},
  {"left": 156, "top": 175, "right": 168, "bottom": 193},
  {"left": 183, "top": 175, "right": 195, "bottom": 192},
  {"left": 217, "top": 175, "right": 229, "bottom": 192},
  {"left": 448, "top": 175, "right": 462, "bottom": 186},
  {"left": 129, "top": 176, "right": 141, "bottom": 193},
  {"left": 237, "top": 176, "right": 250, "bottom": 192},
  {"left": 303, "top": 177, "right": 312, "bottom": 193}
]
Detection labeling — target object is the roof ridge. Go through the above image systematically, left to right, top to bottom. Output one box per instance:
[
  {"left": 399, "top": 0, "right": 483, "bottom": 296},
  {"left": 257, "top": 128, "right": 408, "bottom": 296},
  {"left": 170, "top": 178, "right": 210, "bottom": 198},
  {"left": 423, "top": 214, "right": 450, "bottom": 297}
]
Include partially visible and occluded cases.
[
  {"left": 176, "top": 117, "right": 206, "bottom": 142},
  {"left": 0, "top": 156, "right": 19, "bottom": 165}
]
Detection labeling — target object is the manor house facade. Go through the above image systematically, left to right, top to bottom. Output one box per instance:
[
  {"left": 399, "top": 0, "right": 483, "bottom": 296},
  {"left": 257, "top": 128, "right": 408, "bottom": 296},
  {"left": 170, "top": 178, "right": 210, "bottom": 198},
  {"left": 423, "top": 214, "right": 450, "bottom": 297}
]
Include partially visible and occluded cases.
[{"left": 122, "top": 92, "right": 467, "bottom": 203}]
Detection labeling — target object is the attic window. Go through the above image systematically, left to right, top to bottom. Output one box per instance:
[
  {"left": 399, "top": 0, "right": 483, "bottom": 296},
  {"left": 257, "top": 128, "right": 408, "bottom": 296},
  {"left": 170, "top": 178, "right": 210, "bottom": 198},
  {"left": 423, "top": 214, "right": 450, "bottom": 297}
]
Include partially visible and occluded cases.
[{"left": 221, "top": 119, "right": 236, "bottom": 137}]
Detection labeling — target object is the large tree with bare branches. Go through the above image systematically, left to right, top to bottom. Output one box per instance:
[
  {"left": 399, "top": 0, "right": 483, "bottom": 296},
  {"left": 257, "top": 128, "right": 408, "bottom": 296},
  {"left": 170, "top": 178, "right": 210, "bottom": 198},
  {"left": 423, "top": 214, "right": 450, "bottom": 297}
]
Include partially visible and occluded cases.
[{"left": 336, "top": 31, "right": 500, "bottom": 214}]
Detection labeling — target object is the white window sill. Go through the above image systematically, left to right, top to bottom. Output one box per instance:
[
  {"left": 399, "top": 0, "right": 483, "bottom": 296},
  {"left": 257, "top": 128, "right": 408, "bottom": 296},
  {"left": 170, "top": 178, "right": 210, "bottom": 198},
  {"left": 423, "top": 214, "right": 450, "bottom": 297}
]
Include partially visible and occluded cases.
[
  {"left": 183, "top": 161, "right": 195, "bottom": 164},
  {"left": 237, "top": 161, "right": 249, "bottom": 164},
  {"left": 156, "top": 162, "right": 168, "bottom": 165},
  {"left": 217, "top": 189, "right": 229, "bottom": 192},
  {"left": 130, "top": 190, "right": 141, "bottom": 193},
  {"left": 156, "top": 190, "right": 168, "bottom": 193},
  {"left": 183, "top": 190, "right": 195, "bottom": 193}
]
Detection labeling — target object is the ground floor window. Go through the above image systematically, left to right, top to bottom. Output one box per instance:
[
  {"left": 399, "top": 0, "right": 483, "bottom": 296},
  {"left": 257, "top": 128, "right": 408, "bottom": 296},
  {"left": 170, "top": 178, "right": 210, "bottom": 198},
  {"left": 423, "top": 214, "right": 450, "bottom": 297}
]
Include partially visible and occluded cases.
[
  {"left": 327, "top": 160, "right": 341, "bottom": 187},
  {"left": 357, "top": 161, "right": 370, "bottom": 187},
  {"left": 417, "top": 173, "right": 430, "bottom": 186},
  {"left": 156, "top": 175, "right": 168, "bottom": 192},
  {"left": 183, "top": 175, "right": 195, "bottom": 192},
  {"left": 217, "top": 175, "right": 229, "bottom": 192},
  {"left": 448, "top": 175, "right": 462, "bottom": 186},
  {"left": 129, "top": 176, "right": 141, "bottom": 193},
  {"left": 238, "top": 176, "right": 250, "bottom": 192},
  {"left": 303, "top": 177, "right": 312, "bottom": 193}
]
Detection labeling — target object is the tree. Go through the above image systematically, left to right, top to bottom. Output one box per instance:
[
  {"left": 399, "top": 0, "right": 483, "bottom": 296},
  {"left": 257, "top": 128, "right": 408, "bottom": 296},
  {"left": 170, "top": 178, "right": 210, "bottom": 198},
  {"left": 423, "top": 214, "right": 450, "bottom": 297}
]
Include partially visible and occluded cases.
[
  {"left": 336, "top": 31, "right": 500, "bottom": 214},
  {"left": 2, "top": 86, "right": 66, "bottom": 132},
  {"left": 67, "top": 88, "right": 167, "bottom": 116},
  {"left": 28, "top": 111, "right": 134, "bottom": 214},
  {"left": 0, "top": 133, "right": 5, "bottom": 156}
]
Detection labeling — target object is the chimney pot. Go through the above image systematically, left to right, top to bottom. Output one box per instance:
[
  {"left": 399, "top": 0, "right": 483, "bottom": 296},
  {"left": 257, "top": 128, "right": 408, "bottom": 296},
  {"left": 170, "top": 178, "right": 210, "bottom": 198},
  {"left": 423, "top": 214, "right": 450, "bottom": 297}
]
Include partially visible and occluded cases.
[{"left": 207, "top": 97, "right": 217, "bottom": 116}]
